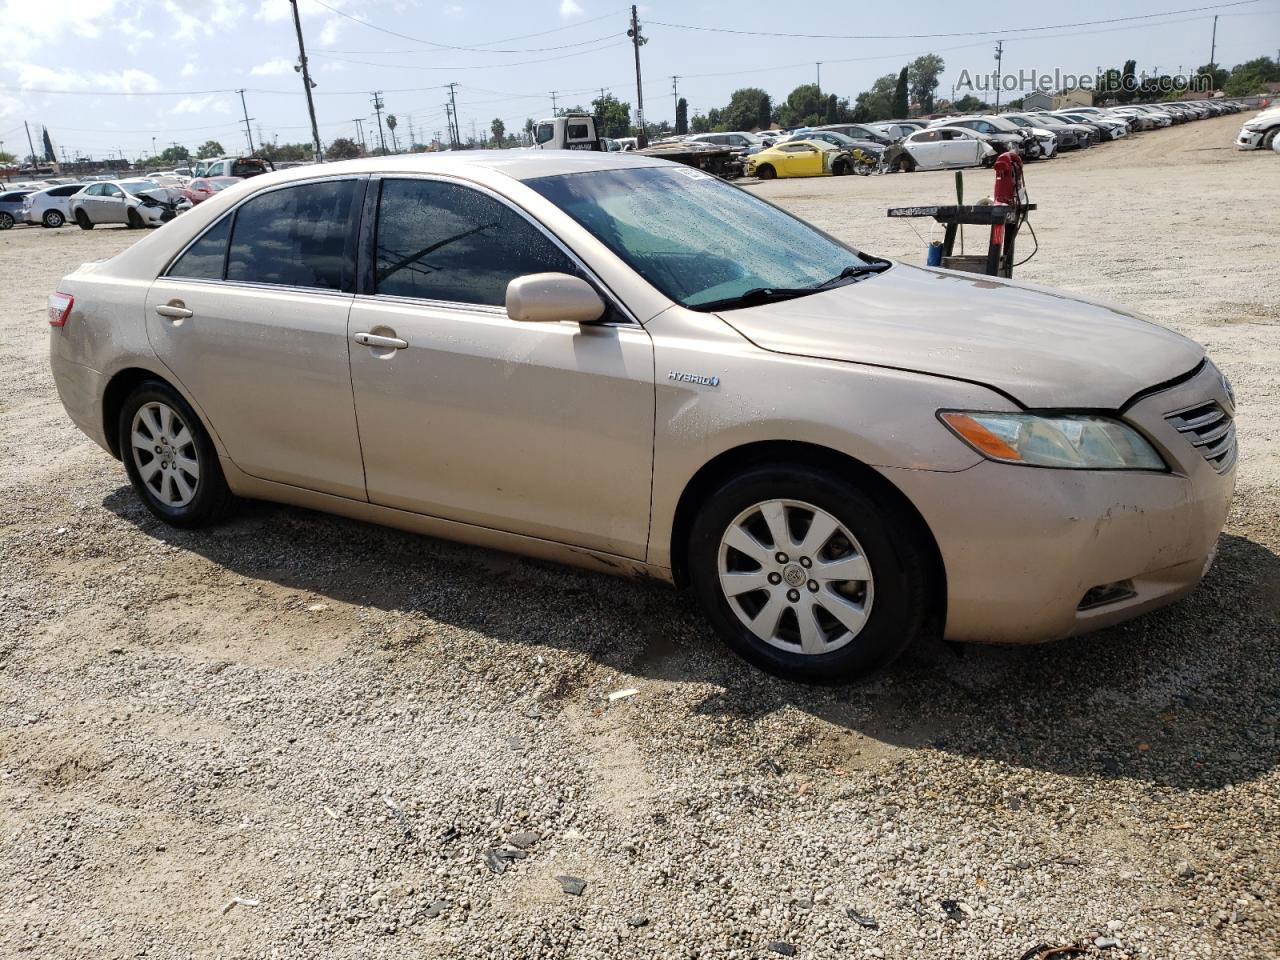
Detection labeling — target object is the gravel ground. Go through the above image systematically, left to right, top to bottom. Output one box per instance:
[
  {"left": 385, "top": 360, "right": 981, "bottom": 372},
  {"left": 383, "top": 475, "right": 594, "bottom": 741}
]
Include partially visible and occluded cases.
[{"left": 1, "top": 112, "right": 1276, "bottom": 960}]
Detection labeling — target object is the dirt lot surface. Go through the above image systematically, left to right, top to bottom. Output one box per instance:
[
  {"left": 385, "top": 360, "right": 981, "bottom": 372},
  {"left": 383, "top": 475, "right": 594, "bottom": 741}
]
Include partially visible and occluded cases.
[{"left": 1, "top": 112, "right": 1277, "bottom": 959}]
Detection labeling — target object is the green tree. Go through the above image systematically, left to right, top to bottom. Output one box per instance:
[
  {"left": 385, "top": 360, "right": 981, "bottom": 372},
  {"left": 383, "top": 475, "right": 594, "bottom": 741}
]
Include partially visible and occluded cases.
[
  {"left": 907, "top": 54, "right": 945, "bottom": 114},
  {"left": 1223, "top": 56, "right": 1280, "bottom": 96},
  {"left": 1119, "top": 59, "right": 1137, "bottom": 104},
  {"left": 1194, "top": 62, "right": 1230, "bottom": 91},
  {"left": 893, "top": 66, "right": 910, "bottom": 117},
  {"left": 853, "top": 73, "right": 898, "bottom": 122},
  {"left": 776, "top": 83, "right": 825, "bottom": 127},
  {"left": 721, "top": 87, "right": 771, "bottom": 131},
  {"left": 589, "top": 93, "right": 632, "bottom": 139},
  {"left": 952, "top": 94, "right": 991, "bottom": 113},
  {"left": 675, "top": 97, "right": 688, "bottom": 135},
  {"left": 690, "top": 112, "right": 710, "bottom": 133},
  {"left": 385, "top": 114, "right": 399, "bottom": 152},
  {"left": 490, "top": 118, "right": 505, "bottom": 147},
  {"left": 326, "top": 137, "right": 362, "bottom": 160},
  {"left": 196, "top": 140, "right": 224, "bottom": 159},
  {"left": 155, "top": 144, "right": 190, "bottom": 166},
  {"left": 0, "top": 150, "right": 16, "bottom": 165}
]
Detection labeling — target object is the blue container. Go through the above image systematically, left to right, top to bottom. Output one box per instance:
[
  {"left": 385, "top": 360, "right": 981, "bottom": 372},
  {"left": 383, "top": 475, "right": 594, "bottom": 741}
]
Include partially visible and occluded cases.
[{"left": 926, "top": 240, "right": 944, "bottom": 266}]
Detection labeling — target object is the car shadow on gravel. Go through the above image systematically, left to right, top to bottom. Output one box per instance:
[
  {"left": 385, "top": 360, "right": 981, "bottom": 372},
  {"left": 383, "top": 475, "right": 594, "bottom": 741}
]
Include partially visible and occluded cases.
[{"left": 105, "top": 488, "right": 1280, "bottom": 791}]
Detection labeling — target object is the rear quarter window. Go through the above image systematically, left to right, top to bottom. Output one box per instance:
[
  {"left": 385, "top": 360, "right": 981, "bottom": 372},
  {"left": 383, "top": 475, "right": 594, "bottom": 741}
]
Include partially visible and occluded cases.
[{"left": 167, "top": 216, "right": 232, "bottom": 281}]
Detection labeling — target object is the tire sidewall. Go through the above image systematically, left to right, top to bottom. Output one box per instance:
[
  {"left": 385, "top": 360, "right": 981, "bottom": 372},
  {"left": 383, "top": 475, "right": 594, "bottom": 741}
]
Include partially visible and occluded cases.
[
  {"left": 757, "top": 164, "right": 776, "bottom": 180},
  {"left": 75, "top": 209, "right": 94, "bottom": 229},
  {"left": 43, "top": 210, "right": 65, "bottom": 228},
  {"left": 0, "top": 212, "right": 12, "bottom": 229},
  {"left": 119, "top": 381, "right": 228, "bottom": 529},
  {"left": 687, "top": 466, "right": 929, "bottom": 684}
]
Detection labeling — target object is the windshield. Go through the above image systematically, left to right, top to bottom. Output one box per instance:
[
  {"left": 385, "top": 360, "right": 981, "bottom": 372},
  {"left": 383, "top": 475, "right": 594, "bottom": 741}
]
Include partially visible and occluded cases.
[
  {"left": 1003, "top": 116, "right": 1034, "bottom": 128},
  {"left": 527, "top": 166, "right": 877, "bottom": 310},
  {"left": 120, "top": 180, "right": 159, "bottom": 193}
]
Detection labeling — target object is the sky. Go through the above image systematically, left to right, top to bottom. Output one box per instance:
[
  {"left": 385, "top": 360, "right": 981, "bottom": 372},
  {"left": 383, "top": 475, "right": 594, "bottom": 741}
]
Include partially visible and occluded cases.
[{"left": 1, "top": 0, "right": 1277, "bottom": 160}]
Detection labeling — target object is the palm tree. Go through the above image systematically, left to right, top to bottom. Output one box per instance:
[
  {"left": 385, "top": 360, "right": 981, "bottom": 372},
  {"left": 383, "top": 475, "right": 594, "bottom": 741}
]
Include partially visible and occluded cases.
[
  {"left": 385, "top": 114, "right": 399, "bottom": 153},
  {"left": 491, "top": 118, "right": 506, "bottom": 149}
]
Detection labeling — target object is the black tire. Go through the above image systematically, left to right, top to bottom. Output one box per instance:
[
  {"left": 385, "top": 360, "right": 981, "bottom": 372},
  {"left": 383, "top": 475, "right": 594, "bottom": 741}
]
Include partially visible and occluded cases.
[
  {"left": 1262, "top": 128, "right": 1278, "bottom": 149},
  {"left": 895, "top": 154, "right": 915, "bottom": 173},
  {"left": 832, "top": 159, "right": 849, "bottom": 176},
  {"left": 756, "top": 163, "right": 776, "bottom": 180},
  {"left": 127, "top": 207, "right": 144, "bottom": 229},
  {"left": 75, "top": 208, "right": 94, "bottom": 230},
  {"left": 42, "top": 209, "right": 65, "bottom": 228},
  {"left": 0, "top": 212, "right": 12, "bottom": 230},
  {"left": 119, "top": 380, "right": 231, "bottom": 529},
  {"left": 687, "top": 465, "right": 933, "bottom": 684}
]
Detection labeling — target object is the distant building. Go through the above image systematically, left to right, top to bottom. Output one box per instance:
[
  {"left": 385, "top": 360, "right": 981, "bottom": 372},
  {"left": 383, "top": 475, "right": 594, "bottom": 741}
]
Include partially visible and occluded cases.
[
  {"left": 1053, "top": 89, "right": 1094, "bottom": 109},
  {"left": 1023, "top": 91, "right": 1053, "bottom": 111}
]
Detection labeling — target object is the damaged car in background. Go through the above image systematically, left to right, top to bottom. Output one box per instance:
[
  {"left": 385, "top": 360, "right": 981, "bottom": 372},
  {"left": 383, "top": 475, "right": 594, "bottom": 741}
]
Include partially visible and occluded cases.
[{"left": 70, "top": 179, "right": 189, "bottom": 230}]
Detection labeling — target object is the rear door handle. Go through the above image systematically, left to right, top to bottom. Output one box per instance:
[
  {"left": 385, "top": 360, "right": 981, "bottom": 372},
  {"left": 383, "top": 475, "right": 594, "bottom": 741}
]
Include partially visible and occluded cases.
[
  {"left": 155, "top": 303, "right": 194, "bottom": 320},
  {"left": 353, "top": 332, "right": 408, "bottom": 350}
]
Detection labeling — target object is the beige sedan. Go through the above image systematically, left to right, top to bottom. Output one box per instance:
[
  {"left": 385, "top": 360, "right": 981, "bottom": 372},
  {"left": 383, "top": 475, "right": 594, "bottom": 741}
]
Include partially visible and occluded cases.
[{"left": 48, "top": 152, "right": 1236, "bottom": 683}]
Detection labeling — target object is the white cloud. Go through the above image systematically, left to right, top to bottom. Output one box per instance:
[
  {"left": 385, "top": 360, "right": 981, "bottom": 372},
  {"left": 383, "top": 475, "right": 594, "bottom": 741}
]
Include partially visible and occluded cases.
[
  {"left": 0, "top": 0, "right": 120, "bottom": 56},
  {"left": 165, "top": 0, "right": 243, "bottom": 41},
  {"left": 559, "top": 0, "right": 583, "bottom": 16},
  {"left": 443, "top": 3, "right": 464, "bottom": 16},
  {"left": 319, "top": 17, "right": 340, "bottom": 44},
  {"left": 249, "top": 58, "right": 295, "bottom": 76},
  {"left": 180, "top": 61, "right": 198, "bottom": 77},
  {"left": 319, "top": 61, "right": 346, "bottom": 73},
  {"left": 11, "top": 63, "right": 160, "bottom": 94},
  {"left": 172, "top": 95, "right": 232, "bottom": 115}
]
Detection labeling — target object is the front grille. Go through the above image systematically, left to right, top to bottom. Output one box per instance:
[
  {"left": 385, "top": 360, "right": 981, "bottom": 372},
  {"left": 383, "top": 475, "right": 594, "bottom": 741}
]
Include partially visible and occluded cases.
[{"left": 1164, "top": 400, "right": 1237, "bottom": 473}]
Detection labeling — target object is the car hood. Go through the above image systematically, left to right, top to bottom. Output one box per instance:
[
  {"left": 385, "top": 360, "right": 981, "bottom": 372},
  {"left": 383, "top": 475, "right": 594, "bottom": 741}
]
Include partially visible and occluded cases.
[{"left": 714, "top": 262, "right": 1204, "bottom": 409}]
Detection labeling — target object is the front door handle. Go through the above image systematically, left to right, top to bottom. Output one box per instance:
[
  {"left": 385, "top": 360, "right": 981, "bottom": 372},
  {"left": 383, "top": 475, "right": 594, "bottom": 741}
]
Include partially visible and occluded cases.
[
  {"left": 155, "top": 302, "right": 194, "bottom": 320},
  {"left": 353, "top": 332, "right": 408, "bottom": 350}
]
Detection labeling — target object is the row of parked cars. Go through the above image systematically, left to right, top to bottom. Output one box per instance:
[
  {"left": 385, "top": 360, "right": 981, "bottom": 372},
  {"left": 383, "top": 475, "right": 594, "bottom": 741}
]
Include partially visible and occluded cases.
[
  {"left": 658, "top": 99, "right": 1249, "bottom": 179},
  {"left": 0, "top": 156, "right": 270, "bottom": 230}
]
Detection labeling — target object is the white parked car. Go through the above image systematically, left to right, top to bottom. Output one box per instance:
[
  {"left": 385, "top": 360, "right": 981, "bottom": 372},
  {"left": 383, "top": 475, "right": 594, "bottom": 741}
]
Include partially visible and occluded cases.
[
  {"left": 1237, "top": 106, "right": 1280, "bottom": 150},
  {"left": 888, "top": 126, "right": 997, "bottom": 172},
  {"left": 69, "top": 180, "right": 183, "bottom": 229},
  {"left": 22, "top": 182, "right": 89, "bottom": 228}
]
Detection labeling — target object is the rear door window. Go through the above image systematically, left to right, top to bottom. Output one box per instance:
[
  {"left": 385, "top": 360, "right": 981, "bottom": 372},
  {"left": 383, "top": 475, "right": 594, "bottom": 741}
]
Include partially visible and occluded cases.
[
  {"left": 372, "top": 178, "right": 576, "bottom": 307},
  {"left": 226, "top": 179, "right": 360, "bottom": 291},
  {"left": 167, "top": 216, "right": 232, "bottom": 281}
]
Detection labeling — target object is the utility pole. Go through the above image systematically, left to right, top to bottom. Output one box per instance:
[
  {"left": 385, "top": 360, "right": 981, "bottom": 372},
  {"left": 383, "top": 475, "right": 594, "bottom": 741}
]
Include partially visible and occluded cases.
[
  {"left": 289, "top": 0, "right": 324, "bottom": 163},
  {"left": 627, "top": 5, "right": 647, "bottom": 146},
  {"left": 1209, "top": 15, "right": 1219, "bottom": 74},
  {"left": 993, "top": 40, "right": 1004, "bottom": 112},
  {"left": 816, "top": 62, "right": 822, "bottom": 90},
  {"left": 670, "top": 75, "right": 679, "bottom": 119},
  {"left": 446, "top": 82, "right": 460, "bottom": 146},
  {"left": 237, "top": 89, "right": 255, "bottom": 154},
  {"left": 550, "top": 90, "right": 559, "bottom": 116},
  {"left": 371, "top": 91, "right": 388, "bottom": 154},
  {"left": 443, "top": 103, "right": 454, "bottom": 148},
  {"left": 351, "top": 118, "right": 366, "bottom": 152},
  {"left": 24, "top": 120, "right": 37, "bottom": 168}
]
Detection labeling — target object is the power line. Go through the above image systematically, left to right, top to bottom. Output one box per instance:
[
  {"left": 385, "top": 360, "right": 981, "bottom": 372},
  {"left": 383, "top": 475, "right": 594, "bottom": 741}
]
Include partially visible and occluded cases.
[
  {"left": 648, "top": 0, "right": 1261, "bottom": 40},
  {"left": 309, "top": 39, "right": 628, "bottom": 72}
]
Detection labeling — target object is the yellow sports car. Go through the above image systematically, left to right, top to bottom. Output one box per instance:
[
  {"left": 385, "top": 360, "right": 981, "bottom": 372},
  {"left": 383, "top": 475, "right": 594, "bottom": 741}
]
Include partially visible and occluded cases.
[{"left": 744, "top": 140, "right": 854, "bottom": 179}]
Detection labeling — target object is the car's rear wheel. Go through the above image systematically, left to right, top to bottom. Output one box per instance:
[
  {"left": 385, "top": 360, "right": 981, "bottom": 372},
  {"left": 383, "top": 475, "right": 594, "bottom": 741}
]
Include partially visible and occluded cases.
[
  {"left": 756, "top": 163, "right": 776, "bottom": 180},
  {"left": 127, "top": 207, "right": 144, "bottom": 229},
  {"left": 42, "top": 209, "right": 65, "bottom": 228},
  {"left": 75, "top": 209, "right": 94, "bottom": 230},
  {"left": 0, "top": 212, "right": 13, "bottom": 230},
  {"left": 119, "top": 380, "right": 231, "bottom": 529},
  {"left": 687, "top": 466, "right": 932, "bottom": 684}
]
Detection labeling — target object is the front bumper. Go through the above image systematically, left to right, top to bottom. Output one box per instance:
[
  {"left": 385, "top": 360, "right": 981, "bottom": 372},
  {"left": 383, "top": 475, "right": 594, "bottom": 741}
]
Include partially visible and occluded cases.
[
  {"left": 1236, "top": 127, "right": 1266, "bottom": 149},
  {"left": 882, "top": 362, "right": 1236, "bottom": 644}
]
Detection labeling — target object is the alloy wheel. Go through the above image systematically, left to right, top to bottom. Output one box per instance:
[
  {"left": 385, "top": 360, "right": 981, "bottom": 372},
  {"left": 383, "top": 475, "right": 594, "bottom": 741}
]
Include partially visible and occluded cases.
[
  {"left": 0, "top": 212, "right": 12, "bottom": 230},
  {"left": 130, "top": 401, "right": 200, "bottom": 508},
  {"left": 717, "top": 499, "right": 874, "bottom": 655}
]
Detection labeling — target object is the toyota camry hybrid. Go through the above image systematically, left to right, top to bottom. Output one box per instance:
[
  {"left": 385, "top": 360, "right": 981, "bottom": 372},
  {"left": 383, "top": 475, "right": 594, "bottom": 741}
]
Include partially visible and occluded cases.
[{"left": 49, "top": 152, "right": 1236, "bottom": 683}]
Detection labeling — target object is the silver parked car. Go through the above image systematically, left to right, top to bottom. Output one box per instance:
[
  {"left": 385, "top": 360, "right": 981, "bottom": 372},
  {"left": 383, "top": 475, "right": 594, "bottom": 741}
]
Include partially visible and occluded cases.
[
  {"left": 49, "top": 153, "right": 1236, "bottom": 683},
  {"left": 69, "top": 180, "right": 182, "bottom": 229},
  {"left": 0, "top": 189, "right": 31, "bottom": 229}
]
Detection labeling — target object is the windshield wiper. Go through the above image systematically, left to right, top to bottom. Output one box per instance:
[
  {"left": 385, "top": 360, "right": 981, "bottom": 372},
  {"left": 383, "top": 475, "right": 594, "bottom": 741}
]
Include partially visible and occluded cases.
[
  {"left": 811, "top": 261, "right": 891, "bottom": 290},
  {"left": 688, "top": 286, "right": 820, "bottom": 313}
]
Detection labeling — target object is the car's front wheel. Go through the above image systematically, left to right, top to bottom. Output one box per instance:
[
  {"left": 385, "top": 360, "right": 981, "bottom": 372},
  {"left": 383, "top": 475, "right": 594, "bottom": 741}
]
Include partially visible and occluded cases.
[
  {"left": 755, "top": 163, "right": 776, "bottom": 180},
  {"left": 127, "top": 207, "right": 144, "bottom": 229},
  {"left": 43, "top": 209, "right": 65, "bottom": 228},
  {"left": 75, "top": 209, "right": 94, "bottom": 230},
  {"left": 0, "top": 212, "right": 13, "bottom": 230},
  {"left": 119, "top": 380, "right": 231, "bottom": 528},
  {"left": 688, "top": 466, "right": 932, "bottom": 684}
]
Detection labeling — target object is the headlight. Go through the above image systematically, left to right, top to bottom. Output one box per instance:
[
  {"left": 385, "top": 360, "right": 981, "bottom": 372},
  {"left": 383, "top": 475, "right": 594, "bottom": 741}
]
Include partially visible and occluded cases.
[{"left": 939, "top": 411, "right": 1166, "bottom": 470}]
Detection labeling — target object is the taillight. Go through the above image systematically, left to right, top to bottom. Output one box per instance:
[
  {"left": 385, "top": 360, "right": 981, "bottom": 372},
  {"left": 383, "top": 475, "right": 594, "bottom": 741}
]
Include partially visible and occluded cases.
[{"left": 48, "top": 292, "right": 74, "bottom": 327}]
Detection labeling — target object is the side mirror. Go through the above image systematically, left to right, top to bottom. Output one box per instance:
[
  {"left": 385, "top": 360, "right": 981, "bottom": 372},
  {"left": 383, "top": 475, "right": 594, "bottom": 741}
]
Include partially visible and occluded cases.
[{"left": 505, "top": 272, "right": 605, "bottom": 324}]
